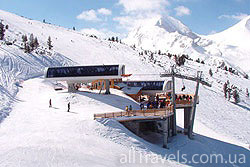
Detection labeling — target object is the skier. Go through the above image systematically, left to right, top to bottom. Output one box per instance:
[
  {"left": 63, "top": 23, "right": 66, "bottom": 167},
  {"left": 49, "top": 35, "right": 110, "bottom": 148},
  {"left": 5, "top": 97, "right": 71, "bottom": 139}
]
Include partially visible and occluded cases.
[
  {"left": 246, "top": 88, "right": 249, "bottom": 98},
  {"left": 49, "top": 99, "right": 52, "bottom": 108},
  {"left": 67, "top": 102, "right": 70, "bottom": 112}
]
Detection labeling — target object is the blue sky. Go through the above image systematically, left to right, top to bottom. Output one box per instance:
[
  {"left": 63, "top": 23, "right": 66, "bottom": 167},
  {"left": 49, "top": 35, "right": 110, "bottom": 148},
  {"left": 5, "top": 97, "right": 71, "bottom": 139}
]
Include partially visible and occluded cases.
[{"left": 0, "top": 0, "right": 249, "bottom": 38}]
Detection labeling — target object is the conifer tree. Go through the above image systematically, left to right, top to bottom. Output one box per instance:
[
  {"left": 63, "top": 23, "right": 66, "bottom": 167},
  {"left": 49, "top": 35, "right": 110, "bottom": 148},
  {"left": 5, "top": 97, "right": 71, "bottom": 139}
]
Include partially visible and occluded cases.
[
  {"left": 0, "top": 22, "right": 5, "bottom": 40},
  {"left": 29, "top": 34, "right": 35, "bottom": 50},
  {"left": 22, "top": 35, "right": 28, "bottom": 43},
  {"left": 47, "top": 36, "right": 53, "bottom": 50},
  {"left": 33, "top": 37, "right": 39, "bottom": 49},
  {"left": 209, "top": 69, "right": 213, "bottom": 77}
]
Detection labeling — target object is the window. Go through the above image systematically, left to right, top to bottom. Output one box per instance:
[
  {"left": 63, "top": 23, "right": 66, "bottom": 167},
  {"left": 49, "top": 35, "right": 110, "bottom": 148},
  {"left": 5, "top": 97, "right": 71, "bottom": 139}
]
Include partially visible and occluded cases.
[{"left": 46, "top": 65, "right": 119, "bottom": 78}]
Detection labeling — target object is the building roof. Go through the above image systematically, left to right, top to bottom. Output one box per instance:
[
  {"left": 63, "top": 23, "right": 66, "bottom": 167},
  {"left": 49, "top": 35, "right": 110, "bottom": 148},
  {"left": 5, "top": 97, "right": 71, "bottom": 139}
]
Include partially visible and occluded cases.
[{"left": 121, "top": 86, "right": 143, "bottom": 95}]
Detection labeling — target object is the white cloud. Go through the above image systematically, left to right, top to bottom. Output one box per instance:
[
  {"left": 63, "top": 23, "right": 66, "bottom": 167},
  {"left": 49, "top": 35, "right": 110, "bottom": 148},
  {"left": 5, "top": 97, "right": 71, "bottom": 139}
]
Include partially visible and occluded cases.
[
  {"left": 115, "top": 0, "right": 170, "bottom": 31},
  {"left": 118, "top": 0, "right": 169, "bottom": 13},
  {"left": 174, "top": 6, "right": 191, "bottom": 16},
  {"left": 77, "top": 8, "right": 112, "bottom": 21},
  {"left": 98, "top": 8, "right": 112, "bottom": 15},
  {"left": 77, "top": 10, "right": 100, "bottom": 21},
  {"left": 113, "top": 13, "right": 161, "bottom": 31},
  {"left": 218, "top": 13, "right": 248, "bottom": 21}
]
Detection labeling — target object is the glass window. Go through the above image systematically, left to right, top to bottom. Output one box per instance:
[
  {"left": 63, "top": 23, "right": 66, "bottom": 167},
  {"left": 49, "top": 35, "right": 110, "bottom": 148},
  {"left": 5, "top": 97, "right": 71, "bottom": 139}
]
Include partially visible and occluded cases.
[{"left": 46, "top": 65, "right": 119, "bottom": 78}]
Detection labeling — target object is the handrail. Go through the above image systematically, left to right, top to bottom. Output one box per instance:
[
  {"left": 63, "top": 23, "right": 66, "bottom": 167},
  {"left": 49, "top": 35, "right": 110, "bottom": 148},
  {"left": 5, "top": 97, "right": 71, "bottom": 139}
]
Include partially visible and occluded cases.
[{"left": 94, "top": 106, "right": 173, "bottom": 120}]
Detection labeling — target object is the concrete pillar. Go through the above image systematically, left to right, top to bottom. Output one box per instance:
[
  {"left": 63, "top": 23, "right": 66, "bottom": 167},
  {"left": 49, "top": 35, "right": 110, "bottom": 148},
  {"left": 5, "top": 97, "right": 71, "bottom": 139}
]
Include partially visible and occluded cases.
[
  {"left": 171, "top": 72, "right": 177, "bottom": 136},
  {"left": 188, "top": 73, "right": 201, "bottom": 139},
  {"left": 105, "top": 79, "right": 110, "bottom": 94},
  {"left": 67, "top": 82, "right": 76, "bottom": 92},
  {"left": 184, "top": 107, "right": 191, "bottom": 135},
  {"left": 168, "top": 116, "right": 172, "bottom": 137},
  {"left": 162, "top": 118, "right": 169, "bottom": 149}
]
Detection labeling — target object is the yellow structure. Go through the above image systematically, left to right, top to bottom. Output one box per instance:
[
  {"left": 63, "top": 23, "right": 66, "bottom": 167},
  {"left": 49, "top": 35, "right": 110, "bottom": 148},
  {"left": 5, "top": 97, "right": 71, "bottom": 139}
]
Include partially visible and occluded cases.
[{"left": 91, "top": 79, "right": 122, "bottom": 90}]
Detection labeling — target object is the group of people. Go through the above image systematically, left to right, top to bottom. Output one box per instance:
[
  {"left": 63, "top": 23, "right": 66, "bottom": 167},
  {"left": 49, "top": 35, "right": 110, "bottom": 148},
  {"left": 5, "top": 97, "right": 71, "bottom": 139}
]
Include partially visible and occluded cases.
[
  {"left": 223, "top": 80, "right": 240, "bottom": 103},
  {"left": 138, "top": 93, "right": 194, "bottom": 110},
  {"left": 166, "top": 93, "right": 193, "bottom": 102},
  {"left": 49, "top": 99, "right": 71, "bottom": 112}
]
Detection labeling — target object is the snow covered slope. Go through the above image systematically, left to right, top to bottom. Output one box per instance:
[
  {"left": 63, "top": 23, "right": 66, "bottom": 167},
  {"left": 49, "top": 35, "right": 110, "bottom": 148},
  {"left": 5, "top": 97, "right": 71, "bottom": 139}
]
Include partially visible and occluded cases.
[
  {"left": 0, "top": 10, "right": 162, "bottom": 121},
  {"left": 124, "top": 15, "right": 250, "bottom": 74},
  {"left": 207, "top": 16, "right": 250, "bottom": 49}
]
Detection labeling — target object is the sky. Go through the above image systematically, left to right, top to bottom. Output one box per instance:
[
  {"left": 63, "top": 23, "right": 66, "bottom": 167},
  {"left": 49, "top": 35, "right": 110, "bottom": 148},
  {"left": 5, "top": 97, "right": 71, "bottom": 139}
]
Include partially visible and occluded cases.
[{"left": 0, "top": 0, "right": 249, "bottom": 38}]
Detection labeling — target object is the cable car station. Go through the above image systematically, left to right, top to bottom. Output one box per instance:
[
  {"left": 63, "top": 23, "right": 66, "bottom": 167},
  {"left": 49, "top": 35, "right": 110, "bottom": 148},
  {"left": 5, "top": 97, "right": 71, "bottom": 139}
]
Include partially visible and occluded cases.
[{"left": 45, "top": 64, "right": 211, "bottom": 148}]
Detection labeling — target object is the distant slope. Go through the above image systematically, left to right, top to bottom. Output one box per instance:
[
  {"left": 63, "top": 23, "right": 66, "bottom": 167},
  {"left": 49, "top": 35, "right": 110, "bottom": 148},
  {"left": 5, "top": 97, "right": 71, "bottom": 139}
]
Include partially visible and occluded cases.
[
  {"left": 0, "top": 10, "right": 163, "bottom": 121},
  {"left": 124, "top": 15, "right": 250, "bottom": 74},
  {"left": 207, "top": 16, "right": 250, "bottom": 48}
]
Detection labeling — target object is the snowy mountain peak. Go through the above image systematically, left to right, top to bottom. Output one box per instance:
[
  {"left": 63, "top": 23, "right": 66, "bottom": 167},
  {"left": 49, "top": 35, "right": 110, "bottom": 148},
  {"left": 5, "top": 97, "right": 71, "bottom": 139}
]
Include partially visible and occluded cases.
[
  {"left": 155, "top": 15, "right": 198, "bottom": 39},
  {"left": 208, "top": 15, "right": 250, "bottom": 49}
]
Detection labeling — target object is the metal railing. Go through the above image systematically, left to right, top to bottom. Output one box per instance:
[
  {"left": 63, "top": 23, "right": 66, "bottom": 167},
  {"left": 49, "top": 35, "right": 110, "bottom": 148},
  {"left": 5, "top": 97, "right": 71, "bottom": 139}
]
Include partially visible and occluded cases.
[{"left": 94, "top": 106, "right": 173, "bottom": 120}]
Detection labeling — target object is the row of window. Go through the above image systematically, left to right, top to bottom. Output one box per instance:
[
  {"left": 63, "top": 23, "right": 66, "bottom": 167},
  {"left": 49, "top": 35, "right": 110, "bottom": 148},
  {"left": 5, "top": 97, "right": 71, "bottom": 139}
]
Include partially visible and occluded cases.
[
  {"left": 46, "top": 65, "right": 119, "bottom": 78},
  {"left": 122, "top": 81, "right": 164, "bottom": 90}
]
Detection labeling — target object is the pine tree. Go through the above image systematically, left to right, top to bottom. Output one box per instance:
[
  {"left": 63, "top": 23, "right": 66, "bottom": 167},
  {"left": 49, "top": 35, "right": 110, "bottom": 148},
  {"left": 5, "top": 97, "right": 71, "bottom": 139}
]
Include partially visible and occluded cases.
[
  {"left": 0, "top": 22, "right": 5, "bottom": 40},
  {"left": 29, "top": 33, "right": 35, "bottom": 50},
  {"left": 22, "top": 35, "right": 28, "bottom": 43},
  {"left": 47, "top": 36, "right": 53, "bottom": 50},
  {"left": 33, "top": 37, "right": 39, "bottom": 49},
  {"left": 24, "top": 44, "right": 31, "bottom": 53},
  {"left": 209, "top": 69, "right": 213, "bottom": 77},
  {"left": 223, "top": 82, "right": 228, "bottom": 98},
  {"left": 233, "top": 89, "right": 240, "bottom": 103}
]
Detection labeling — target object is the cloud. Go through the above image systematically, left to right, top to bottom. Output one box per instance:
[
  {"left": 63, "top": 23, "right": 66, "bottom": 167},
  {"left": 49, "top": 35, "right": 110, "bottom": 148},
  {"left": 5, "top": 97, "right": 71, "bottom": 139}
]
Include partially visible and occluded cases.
[
  {"left": 115, "top": 0, "right": 170, "bottom": 31},
  {"left": 117, "top": 0, "right": 170, "bottom": 13},
  {"left": 174, "top": 6, "right": 191, "bottom": 16},
  {"left": 77, "top": 8, "right": 112, "bottom": 21},
  {"left": 98, "top": 8, "right": 112, "bottom": 15},
  {"left": 77, "top": 10, "right": 100, "bottom": 21},
  {"left": 113, "top": 13, "right": 161, "bottom": 31},
  {"left": 218, "top": 13, "right": 248, "bottom": 21}
]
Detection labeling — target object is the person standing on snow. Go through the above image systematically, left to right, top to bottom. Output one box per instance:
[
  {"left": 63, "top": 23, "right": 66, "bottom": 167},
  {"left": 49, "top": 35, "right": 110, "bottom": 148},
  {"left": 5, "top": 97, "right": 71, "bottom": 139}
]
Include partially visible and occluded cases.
[
  {"left": 49, "top": 99, "right": 52, "bottom": 108},
  {"left": 67, "top": 102, "right": 70, "bottom": 112}
]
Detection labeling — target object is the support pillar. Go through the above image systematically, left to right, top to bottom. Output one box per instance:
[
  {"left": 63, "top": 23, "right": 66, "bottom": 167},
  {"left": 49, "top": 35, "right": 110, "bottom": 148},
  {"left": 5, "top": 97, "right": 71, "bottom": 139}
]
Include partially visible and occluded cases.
[
  {"left": 171, "top": 67, "right": 177, "bottom": 136},
  {"left": 188, "top": 72, "right": 201, "bottom": 139},
  {"left": 105, "top": 79, "right": 110, "bottom": 94},
  {"left": 67, "top": 82, "right": 76, "bottom": 92},
  {"left": 184, "top": 107, "right": 191, "bottom": 135},
  {"left": 168, "top": 116, "right": 172, "bottom": 137},
  {"left": 162, "top": 118, "right": 169, "bottom": 149}
]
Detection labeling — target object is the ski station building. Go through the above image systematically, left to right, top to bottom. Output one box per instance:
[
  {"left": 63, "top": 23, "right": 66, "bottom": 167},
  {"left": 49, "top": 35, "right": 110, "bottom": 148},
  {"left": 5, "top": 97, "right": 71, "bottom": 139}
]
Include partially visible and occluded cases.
[{"left": 44, "top": 64, "right": 202, "bottom": 148}]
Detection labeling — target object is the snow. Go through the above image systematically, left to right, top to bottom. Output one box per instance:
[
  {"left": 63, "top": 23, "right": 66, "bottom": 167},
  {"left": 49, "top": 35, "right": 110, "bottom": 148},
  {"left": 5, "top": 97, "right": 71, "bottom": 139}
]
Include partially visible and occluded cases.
[
  {"left": 0, "top": 10, "right": 250, "bottom": 166},
  {"left": 124, "top": 15, "right": 250, "bottom": 74},
  {"left": 207, "top": 16, "right": 250, "bottom": 49}
]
